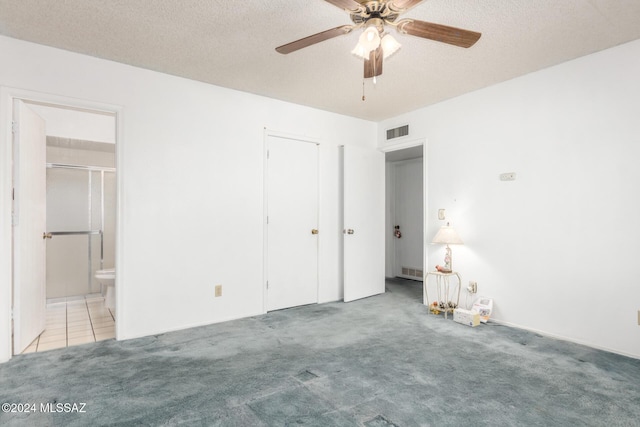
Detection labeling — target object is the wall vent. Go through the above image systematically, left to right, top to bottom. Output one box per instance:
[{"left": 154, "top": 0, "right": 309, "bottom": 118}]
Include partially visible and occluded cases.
[
  {"left": 386, "top": 124, "right": 409, "bottom": 140},
  {"left": 401, "top": 267, "right": 423, "bottom": 280}
]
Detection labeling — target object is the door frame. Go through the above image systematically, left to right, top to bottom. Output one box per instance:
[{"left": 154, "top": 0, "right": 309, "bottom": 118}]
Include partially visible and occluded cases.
[
  {"left": 0, "top": 87, "right": 123, "bottom": 362},
  {"left": 262, "top": 128, "right": 321, "bottom": 313},
  {"left": 380, "top": 138, "right": 428, "bottom": 291}
]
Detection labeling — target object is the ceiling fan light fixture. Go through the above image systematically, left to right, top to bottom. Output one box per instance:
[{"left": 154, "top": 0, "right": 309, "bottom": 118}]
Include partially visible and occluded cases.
[
  {"left": 275, "top": 1, "right": 481, "bottom": 83},
  {"left": 353, "top": 23, "right": 384, "bottom": 60},
  {"left": 358, "top": 26, "right": 381, "bottom": 54},
  {"left": 381, "top": 33, "right": 401, "bottom": 59},
  {"left": 351, "top": 43, "right": 369, "bottom": 60}
]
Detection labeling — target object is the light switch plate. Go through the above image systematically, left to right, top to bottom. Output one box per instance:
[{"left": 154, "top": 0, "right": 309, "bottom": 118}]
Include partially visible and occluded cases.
[{"left": 438, "top": 209, "right": 445, "bottom": 220}]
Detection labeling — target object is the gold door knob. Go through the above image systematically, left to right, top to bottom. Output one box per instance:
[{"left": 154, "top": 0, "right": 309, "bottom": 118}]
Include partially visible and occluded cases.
[
  {"left": 311, "top": 229, "right": 319, "bottom": 235},
  {"left": 343, "top": 229, "right": 355, "bottom": 235},
  {"left": 43, "top": 232, "right": 52, "bottom": 239}
]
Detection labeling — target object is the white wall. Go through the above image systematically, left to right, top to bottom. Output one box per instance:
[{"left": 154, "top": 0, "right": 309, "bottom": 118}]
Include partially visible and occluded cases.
[
  {"left": 0, "top": 35, "right": 376, "bottom": 362},
  {"left": 379, "top": 39, "right": 640, "bottom": 358},
  {"left": 30, "top": 104, "right": 116, "bottom": 144},
  {"left": 385, "top": 158, "right": 423, "bottom": 279},
  {"left": 385, "top": 162, "right": 394, "bottom": 277}
]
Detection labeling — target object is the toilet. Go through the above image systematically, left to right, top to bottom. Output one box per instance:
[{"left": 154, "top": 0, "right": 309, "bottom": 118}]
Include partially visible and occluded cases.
[{"left": 95, "top": 268, "right": 116, "bottom": 310}]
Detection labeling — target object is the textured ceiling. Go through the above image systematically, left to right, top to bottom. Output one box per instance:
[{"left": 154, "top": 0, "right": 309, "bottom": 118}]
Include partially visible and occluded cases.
[{"left": 1, "top": 0, "right": 640, "bottom": 121}]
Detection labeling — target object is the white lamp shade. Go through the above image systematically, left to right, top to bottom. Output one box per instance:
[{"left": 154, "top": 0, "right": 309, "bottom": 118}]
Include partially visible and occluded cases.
[
  {"left": 359, "top": 26, "right": 380, "bottom": 54},
  {"left": 352, "top": 27, "right": 382, "bottom": 59},
  {"left": 381, "top": 34, "right": 401, "bottom": 59},
  {"left": 351, "top": 43, "right": 369, "bottom": 60},
  {"left": 431, "top": 225, "right": 463, "bottom": 245}
]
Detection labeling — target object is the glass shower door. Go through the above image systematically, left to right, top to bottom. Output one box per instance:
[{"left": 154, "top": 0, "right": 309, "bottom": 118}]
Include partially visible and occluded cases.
[{"left": 46, "top": 167, "right": 105, "bottom": 299}]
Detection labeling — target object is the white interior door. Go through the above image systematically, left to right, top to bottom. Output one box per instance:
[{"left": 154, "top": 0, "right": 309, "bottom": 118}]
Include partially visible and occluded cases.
[
  {"left": 13, "top": 100, "right": 47, "bottom": 354},
  {"left": 266, "top": 135, "right": 319, "bottom": 311},
  {"left": 343, "top": 145, "right": 385, "bottom": 302}
]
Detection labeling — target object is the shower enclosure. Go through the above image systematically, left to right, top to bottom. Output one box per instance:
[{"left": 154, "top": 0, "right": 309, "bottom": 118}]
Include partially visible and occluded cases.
[{"left": 46, "top": 163, "right": 116, "bottom": 299}]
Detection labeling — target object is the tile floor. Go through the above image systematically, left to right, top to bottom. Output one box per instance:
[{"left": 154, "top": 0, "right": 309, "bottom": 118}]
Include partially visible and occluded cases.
[{"left": 22, "top": 294, "right": 115, "bottom": 354}]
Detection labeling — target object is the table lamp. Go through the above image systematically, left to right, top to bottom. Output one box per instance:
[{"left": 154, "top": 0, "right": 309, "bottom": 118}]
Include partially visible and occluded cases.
[{"left": 431, "top": 223, "right": 463, "bottom": 271}]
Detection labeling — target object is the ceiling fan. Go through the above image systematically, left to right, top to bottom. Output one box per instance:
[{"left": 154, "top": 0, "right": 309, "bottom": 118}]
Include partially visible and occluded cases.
[{"left": 276, "top": 0, "right": 481, "bottom": 79}]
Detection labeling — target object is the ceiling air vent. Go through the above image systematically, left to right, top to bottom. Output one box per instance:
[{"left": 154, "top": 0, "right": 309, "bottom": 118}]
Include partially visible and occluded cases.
[{"left": 386, "top": 125, "right": 409, "bottom": 141}]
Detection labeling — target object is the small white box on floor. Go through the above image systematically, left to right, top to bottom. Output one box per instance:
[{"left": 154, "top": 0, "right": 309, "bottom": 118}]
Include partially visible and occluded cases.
[{"left": 453, "top": 308, "right": 480, "bottom": 327}]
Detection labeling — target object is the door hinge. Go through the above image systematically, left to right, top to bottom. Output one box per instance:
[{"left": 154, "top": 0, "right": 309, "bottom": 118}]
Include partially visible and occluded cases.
[
  {"left": 11, "top": 121, "right": 17, "bottom": 134},
  {"left": 267, "top": 150, "right": 270, "bottom": 159},
  {"left": 11, "top": 188, "right": 16, "bottom": 226},
  {"left": 266, "top": 216, "right": 269, "bottom": 224},
  {"left": 266, "top": 281, "right": 269, "bottom": 289}
]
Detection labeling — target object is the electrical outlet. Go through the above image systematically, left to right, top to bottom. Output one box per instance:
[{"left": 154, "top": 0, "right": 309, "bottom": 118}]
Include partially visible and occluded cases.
[
  {"left": 499, "top": 172, "right": 516, "bottom": 181},
  {"left": 467, "top": 281, "right": 478, "bottom": 294},
  {"left": 215, "top": 285, "right": 222, "bottom": 298}
]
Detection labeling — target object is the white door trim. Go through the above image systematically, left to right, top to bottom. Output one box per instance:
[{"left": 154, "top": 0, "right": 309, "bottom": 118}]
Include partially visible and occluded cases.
[
  {"left": 0, "top": 87, "right": 123, "bottom": 363},
  {"left": 262, "top": 128, "right": 321, "bottom": 314},
  {"left": 381, "top": 138, "right": 428, "bottom": 288}
]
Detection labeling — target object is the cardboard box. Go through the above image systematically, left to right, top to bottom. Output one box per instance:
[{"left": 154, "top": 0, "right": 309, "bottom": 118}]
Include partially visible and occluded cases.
[{"left": 453, "top": 308, "right": 480, "bottom": 327}]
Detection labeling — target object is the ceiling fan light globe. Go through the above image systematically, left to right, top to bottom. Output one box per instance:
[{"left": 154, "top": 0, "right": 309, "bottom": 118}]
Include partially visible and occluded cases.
[
  {"left": 358, "top": 27, "right": 381, "bottom": 53},
  {"left": 365, "top": 27, "right": 378, "bottom": 42},
  {"left": 381, "top": 34, "right": 401, "bottom": 59},
  {"left": 351, "top": 43, "right": 369, "bottom": 60}
]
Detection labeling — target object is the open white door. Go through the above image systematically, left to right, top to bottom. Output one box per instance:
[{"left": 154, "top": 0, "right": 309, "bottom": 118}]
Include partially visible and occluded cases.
[
  {"left": 12, "top": 100, "right": 47, "bottom": 354},
  {"left": 266, "top": 135, "right": 319, "bottom": 311},
  {"left": 343, "top": 145, "right": 385, "bottom": 302}
]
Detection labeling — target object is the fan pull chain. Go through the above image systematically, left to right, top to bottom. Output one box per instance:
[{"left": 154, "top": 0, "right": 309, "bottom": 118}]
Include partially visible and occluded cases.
[{"left": 373, "top": 56, "right": 377, "bottom": 85}]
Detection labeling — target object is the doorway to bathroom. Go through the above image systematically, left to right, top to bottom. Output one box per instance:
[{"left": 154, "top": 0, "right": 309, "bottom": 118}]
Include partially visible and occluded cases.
[{"left": 11, "top": 97, "right": 118, "bottom": 355}]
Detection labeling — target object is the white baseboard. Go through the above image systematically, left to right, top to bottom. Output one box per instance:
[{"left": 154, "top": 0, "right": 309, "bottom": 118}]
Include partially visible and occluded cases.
[{"left": 490, "top": 318, "right": 640, "bottom": 360}]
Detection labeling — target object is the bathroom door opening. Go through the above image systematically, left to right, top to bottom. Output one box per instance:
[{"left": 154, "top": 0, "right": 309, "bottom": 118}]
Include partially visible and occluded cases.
[
  {"left": 11, "top": 97, "right": 118, "bottom": 355},
  {"left": 46, "top": 163, "right": 116, "bottom": 299}
]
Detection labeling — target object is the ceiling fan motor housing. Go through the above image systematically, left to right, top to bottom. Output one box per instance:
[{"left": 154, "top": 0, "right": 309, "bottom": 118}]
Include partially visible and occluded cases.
[{"left": 351, "top": 1, "right": 400, "bottom": 26}]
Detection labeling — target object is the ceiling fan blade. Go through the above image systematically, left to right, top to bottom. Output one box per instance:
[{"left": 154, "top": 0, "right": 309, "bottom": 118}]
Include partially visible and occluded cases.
[
  {"left": 323, "top": 0, "right": 363, "bottom": 11},
  {"left": 388, "top": 0, "right": 425, "bottom": 12},
  {"left": 399, "top": 19, "right": 481, "bottom": 48},
  {"left": 276, "top": 25, "right": 353, "bottom": 54},
  {"left": 364, "top": 46, "right": 383, "bottom": 78}
]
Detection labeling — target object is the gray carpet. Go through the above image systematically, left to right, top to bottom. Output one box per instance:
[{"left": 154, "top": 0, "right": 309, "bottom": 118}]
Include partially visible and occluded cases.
[{"left": 2, "top": 279, "right": 639, "bottom": 426}]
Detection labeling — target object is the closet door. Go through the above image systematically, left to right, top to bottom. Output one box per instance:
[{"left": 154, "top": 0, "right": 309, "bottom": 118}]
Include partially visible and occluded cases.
[{"left": 265, "top": 135, "right": 319, "bottom": 311}]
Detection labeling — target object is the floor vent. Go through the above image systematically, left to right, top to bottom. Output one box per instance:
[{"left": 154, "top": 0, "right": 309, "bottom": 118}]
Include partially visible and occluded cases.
[
  {"left": 386, "top": 124, "right": 409, "bottom": 140},
  {"left": 401, "top": 267, "right": 423, "bottom": 279},
  {"left": 295, "top": 370, "right": 318, "bottom": 382},
  {"left": 364, "top": 415, "right": 399, "bottom": 427}
]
